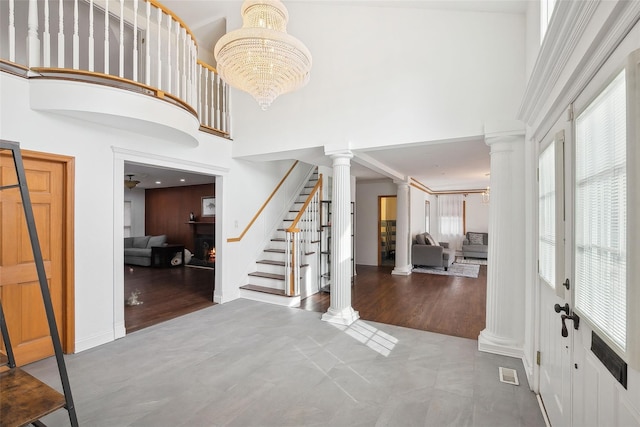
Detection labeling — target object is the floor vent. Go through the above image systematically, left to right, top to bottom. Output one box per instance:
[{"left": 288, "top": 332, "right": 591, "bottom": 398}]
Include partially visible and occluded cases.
[{"left": 499, "top": 367, "right": 519, "bottom": 385}]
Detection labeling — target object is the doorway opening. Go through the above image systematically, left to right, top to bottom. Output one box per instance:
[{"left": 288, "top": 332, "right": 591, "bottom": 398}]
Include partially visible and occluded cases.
[
  {"left": 122, "top": 161, "right": 216, "bottom": 333},
  {"left": 378, "top": 195, "right": 397, "bottom": 266}
]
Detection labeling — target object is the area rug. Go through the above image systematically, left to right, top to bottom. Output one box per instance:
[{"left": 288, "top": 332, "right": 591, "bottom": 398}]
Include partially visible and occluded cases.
[
  {"left": 455, "top": 256, "right": 488, "bottom": 265},
  {"left": 412, "top": 263, "right": 480, "bottom": 278}
]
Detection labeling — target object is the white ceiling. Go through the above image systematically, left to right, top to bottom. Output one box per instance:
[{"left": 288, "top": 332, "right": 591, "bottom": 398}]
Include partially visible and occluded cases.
[
  {"left": 150, "top": 0, "right": 518, "bottom": 191},
  {"left": 124, "top": 162, "right": 215, "bottom": 189}
]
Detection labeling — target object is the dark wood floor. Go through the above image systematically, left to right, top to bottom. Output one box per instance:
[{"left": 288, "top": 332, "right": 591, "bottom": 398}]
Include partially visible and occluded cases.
[
  {"left": 299, "top": 264, "right": 487, "bottom": 340},
  {"left": 124, "top": 265, "right": 215, "bottom": 333}
]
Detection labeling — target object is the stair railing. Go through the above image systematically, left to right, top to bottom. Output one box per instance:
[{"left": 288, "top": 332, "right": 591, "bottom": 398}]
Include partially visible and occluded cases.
[
  {"left": 0, "top": 0, "right": 230, "bottom": 136},
  {"left": 285, "top": 174, "right": 322, "bottom": 296}
]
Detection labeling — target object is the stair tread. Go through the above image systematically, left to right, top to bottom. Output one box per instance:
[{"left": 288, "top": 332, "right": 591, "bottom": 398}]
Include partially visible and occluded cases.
[
  {"left": 256, "top": 259, "right": 309, "bottom": 267},
  {"left": 248, "top": 271, "right": 285, "bottom": 280},
  {"left": 240, "top": 284, "right": 287, "bottom": 296},
  {"left": 0, "top": 368, "right": 67, "bottom": 427}
]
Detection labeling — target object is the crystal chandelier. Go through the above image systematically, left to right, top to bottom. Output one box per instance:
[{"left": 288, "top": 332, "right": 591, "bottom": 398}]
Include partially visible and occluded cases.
[{"left": 214, "top": 0, "right": 312, "bottom": 110}]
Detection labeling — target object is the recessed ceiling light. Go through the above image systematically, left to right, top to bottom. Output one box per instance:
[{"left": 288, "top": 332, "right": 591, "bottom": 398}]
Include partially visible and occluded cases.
[
  {"left": 180, "top": 178, "right": 186, "bottom": 182},
  {"left": 155, "top": 181, "right": 161, "bottom": 185}
]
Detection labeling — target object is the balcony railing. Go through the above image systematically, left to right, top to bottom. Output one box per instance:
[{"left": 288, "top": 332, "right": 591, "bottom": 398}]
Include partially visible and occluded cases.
[{"left": 0, "top": 0, "right": 230, "bottom": 137}]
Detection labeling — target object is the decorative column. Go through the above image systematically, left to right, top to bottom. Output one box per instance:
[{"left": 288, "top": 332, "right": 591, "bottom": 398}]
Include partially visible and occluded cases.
[
  {"left": 478, "top": 128, "right": 526, "bottom": 358},
  {"left": 322, "top": 152, "right": 359, "bottom": 326},
  {"left": 392, "top": 180, "right": 412, "bottom": 275}
]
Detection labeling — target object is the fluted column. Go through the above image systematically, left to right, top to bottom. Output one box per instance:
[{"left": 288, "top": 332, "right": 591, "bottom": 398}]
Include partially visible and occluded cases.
[
  {"left": 478, "top": 130, "right": 526, "bottom": 358},
  {"left": 322, "top": 152, "right": 359, "bottom": 326},
  {"left": 392, "top": 180, "right": 412, "bottom": 275}
]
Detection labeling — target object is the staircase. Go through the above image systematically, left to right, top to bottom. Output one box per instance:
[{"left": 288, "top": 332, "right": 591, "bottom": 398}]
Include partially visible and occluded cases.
[{"left": 239, "top": 170, "right": 321, "bottom": 307}]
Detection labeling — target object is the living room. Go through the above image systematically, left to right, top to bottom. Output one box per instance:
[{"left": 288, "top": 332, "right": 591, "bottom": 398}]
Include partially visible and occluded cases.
[{"left": 123, "top": 162, "right": 217, "bottom": 332}]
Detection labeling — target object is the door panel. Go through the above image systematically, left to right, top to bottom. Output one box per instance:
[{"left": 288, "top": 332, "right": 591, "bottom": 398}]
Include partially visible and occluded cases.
[{"left": 0, "top": 153, "right": 65, "bottom": 366}]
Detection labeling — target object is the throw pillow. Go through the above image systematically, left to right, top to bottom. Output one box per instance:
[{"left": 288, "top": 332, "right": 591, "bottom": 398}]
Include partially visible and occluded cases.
[
  {"left": 425, "top": 233, "right": 438, "bottom": 246},
  {"left": 469, "top": 233, "right": 484, "bottom": 245},
  {"left": 416, "top": 234, "right": 426, "bottom": 245}
]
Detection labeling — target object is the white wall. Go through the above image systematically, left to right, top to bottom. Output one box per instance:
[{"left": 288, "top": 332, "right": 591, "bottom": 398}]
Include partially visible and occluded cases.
[
  {"left": 229, "top": 3, "right": 526, "bottom": 159},
  {"left": 355, "top": 179, "right": 397, "bottom": 266},
  {"left": 123, "top": 187, "right": 145, "bottom": 237},
  {"left": 465, "top": 193, "right": 489, "bottom": 234}
]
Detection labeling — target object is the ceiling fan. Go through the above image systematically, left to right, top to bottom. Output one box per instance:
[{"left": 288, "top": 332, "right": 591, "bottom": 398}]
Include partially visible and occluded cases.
[{"left": 124, "top": 174, "right": 140, "bottom": 190}]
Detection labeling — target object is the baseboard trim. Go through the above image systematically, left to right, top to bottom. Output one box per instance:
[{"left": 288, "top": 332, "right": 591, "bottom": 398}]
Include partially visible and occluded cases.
[
  {"left": 75, "top": 330, "right": 115, "bottom": 353},
  {"left": 478, "top": 332, "right": 525, "bottom": 360}
]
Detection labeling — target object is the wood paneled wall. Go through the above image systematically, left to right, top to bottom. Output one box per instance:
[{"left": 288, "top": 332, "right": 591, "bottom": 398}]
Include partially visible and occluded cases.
[{"left": 145, "top": 184, "right": 215, "bottom": 252}]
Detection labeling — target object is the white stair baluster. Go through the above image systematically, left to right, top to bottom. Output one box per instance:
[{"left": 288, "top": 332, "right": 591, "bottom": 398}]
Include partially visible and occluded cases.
[
  {"left": 8, "top": 0, "right": 15, "bottom": 62},
  {"left": 27, "top": 0, "right": 40, "bottom": 67},
  {"left": 43, "top": 0, "right": 50, "bottom": 67},
  {"left": 58, "top": 0, "right": 64, "bottom": 68},
  {"left": 72, "top": 0, "right": 78, "bottom": 69},
  {"left": 88, "top": 0, "right": 94, "bottom": 71},
  {"left": 103, "top": 0, "right": 109, "bottom": 74},
  {"left": 118, "top": 0, "right": 124, "bottom": 78},
  {"left": 132, "top": 0, "right": 138, "bottom": 81},
  {"left": 145, "top": 1, "right": 150, "bottom": 85},
  {"left": 156, "top": 8, "right": 162, "bottom": 89},
  {"left": 166, "top": 17, "right": 171, "bottom": 93},
  {"left": 174, "top": 22, "right": 180, "bottom": 97},
  {"left": 181, "top": 27, "right": 186, "bottom": 100},
  {"left": 197, "top": 64, "right": 203, "bottom": 123},
  {"left": 215, "top": 73, "right": 221, "bottom": 130}
]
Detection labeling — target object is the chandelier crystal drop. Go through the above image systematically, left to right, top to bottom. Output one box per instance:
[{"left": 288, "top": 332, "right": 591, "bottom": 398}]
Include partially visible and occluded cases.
[{"left": 214, "top": 0, "right": 312, "bottom": 110}]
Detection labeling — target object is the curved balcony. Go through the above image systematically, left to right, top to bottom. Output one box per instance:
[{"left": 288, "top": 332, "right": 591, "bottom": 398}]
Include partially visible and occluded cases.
[{"left": 0, "top": 0, "right": 230, "bottom": 144}]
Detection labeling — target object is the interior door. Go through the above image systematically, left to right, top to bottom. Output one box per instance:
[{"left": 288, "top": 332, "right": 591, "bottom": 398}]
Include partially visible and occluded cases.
[
  {"left": 538, "top": 129, "right": 574, "bottom": 427},
  {"left": 0, "top": 151, "right": 66, "bottom": 366}
]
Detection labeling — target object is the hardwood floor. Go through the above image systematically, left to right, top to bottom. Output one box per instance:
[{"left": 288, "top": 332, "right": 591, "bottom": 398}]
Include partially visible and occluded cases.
[
  {"left": 299, "top": 264, "right": 487, "bottom": 340},
  {"left": 124, "top": 265, "right": 215, "bottom": 333}
]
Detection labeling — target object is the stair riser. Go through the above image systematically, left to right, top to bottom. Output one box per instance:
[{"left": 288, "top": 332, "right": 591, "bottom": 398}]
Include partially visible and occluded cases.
[
  {"left": 260, "top": 251, "right": 287, "bottom": 262},
  {"left": 255, "top": 263, "right": 286, "bottom": 275},
  {"left": 247, "top": 275, "right": 285, "bottom": 288},
  {"left": 239, "top": 290, "right": 301, "bottom": 308}
]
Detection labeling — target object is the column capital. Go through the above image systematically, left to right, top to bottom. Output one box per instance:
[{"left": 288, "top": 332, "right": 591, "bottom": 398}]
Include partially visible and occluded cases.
[
  {"left": 484, "top": 120, "right": 525, "bottom": 148},
  {"left": 393, "top": 179, "right": 410, "bottom": 187}
]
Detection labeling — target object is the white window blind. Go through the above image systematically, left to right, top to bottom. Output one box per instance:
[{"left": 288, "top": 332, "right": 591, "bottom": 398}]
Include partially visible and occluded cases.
[
  {"left": 575, "top": 70, "right": 627, "bottom": 351},
  {"left": 539, "top": 141, "right": 555, "bottom": 288},
  {"left": 437, "top": 194, "right": 464, "bottom": 250},
  {"left": 124, "top": 201, "right": 132, "bottom": 238}
]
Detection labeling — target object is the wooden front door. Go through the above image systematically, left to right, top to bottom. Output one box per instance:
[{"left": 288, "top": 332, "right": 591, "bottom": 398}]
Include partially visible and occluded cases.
[{"left": 0, "top": 150, "right": 73, "bottom": 366}]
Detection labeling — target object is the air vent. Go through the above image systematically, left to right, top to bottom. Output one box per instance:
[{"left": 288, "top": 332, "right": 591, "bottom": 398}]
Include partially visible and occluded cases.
[{"left": 499, "top": 367, "right": 519, "bottom": 385}]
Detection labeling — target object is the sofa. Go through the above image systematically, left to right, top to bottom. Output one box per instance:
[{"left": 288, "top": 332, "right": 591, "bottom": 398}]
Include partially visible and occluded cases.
[
  {"left": 462, "top": 231, "right": 488, "bottom": 259},
  {"left": 411, "top": 232, "right": 455, "bottom": 271},
  {"left": 124, "top": 235, "right": 167, "bottom": 266}
]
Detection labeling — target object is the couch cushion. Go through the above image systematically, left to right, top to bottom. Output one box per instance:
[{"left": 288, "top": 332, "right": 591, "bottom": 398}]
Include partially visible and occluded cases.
[
  {"left": 468, "top": 232, "right": 484, "bottom": 245},
  {"left": 425, "top": 233, "right": 439, "bottom": 246},
  {"left": 147, "top": 234, "right": 167, "bottom": 248},
  {"left": 416, "top": 234, "right": 426, "bottom": 245},
  {"left": 132, "top": 236, "right": 150, "bottom": 248},
  {"left": 124, "top": 237, "right": 134, "bottom": 248},
  {"left": 463, "top": 244, "right": 488, "bottom": 253}
]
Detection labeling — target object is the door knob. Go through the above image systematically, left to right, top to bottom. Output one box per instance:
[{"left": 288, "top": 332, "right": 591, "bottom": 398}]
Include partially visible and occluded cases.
[{"left": 554, "top": 303, "right": 570, "bottom": 315}]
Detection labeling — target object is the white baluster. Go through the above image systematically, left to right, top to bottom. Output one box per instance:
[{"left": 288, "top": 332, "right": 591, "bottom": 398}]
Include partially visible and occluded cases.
[
  {"left": 8, "top": 0, "right": 15, "bottom": 62},
  {"left": 27, "top": 0, "right": 40, "bottom": 67},
  {"left": 43, "top": 0, "right": 50, "bottom": 67},
  {"left": 58, "top": 0, "right": 64, "bottom": 67},
  {"left": 72, "top": 0, "right": 79, "bottom": 69},
  {"left": 88, "top": 0, "right": 94, "bottom": 71},
  {"left": 104, "top": 0, "right": 109, "bottom": 74},
  {"left": 119, "top": 0, "right": 124, "bottom": 78},
  {"left": 132, "top": 0, "right": 138, "bottom": 81},
  {"left": 145, "top": 1, "right": 150, "bottom": 85},
  {"left": 156, "top": 8, "right": 162, "bottom": 90},
  {"left": 166, "top": 17, "right": 171, "bottom": 93},
  {"left": 174, "top": 22, "right": 180, "bottom": 96},
  {"left": 181, "top": 28, "right": 187, "bottom": 100},
  {"left": 197, "top": 65, "right": 203, "bottom": 123},
  {"left": 214, "top": 73, "right": 221, "bottom": 130},
  {"left": 222, "top": 81, "right": 228, "bottom": 133}
]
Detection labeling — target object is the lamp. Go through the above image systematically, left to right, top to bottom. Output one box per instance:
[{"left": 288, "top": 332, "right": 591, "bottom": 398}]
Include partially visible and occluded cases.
[
  {"left": 214, "top": 0, "right": 312, "bottom": 110},
  {"left": 124, "top": 174, "right": 140, "bottom": 190},
  {"left": 482, "top": 186, "right": 490, "bottom": 204}
]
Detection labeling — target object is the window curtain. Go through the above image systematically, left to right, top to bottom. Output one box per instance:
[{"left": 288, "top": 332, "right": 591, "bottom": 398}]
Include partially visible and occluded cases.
[{"left": 437, "top": 194, "right": 465, "bottom": 251}]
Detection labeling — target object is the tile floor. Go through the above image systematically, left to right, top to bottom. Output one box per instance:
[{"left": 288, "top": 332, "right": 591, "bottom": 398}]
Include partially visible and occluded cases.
[{"left": 25, "top": 299, "right": 545, "bottom": 426}]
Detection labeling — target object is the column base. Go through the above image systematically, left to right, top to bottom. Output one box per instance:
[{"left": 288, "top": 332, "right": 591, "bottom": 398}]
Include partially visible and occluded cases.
[
  {"left": 391, "top": 264, "right": 412, "bottom": 276},
  {"left": 322, "top": 306, "right": 360, "bottom": 326},
  {"left": 478, "top": 329, "right": 524, "bottom": 359}
]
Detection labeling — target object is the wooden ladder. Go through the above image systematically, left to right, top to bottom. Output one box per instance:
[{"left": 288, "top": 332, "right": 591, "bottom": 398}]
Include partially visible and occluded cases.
[{"left": 0, "top": 140, "right": 78, "bottom": 427}]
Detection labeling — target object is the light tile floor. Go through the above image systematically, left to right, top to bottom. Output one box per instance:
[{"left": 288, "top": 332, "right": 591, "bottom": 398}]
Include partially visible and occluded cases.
[{"left": 25, "top": 299, "right": 545, "bottom": 426}]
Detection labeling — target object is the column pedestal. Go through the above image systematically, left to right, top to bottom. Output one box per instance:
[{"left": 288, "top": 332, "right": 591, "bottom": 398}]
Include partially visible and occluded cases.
[
  {"left": 322, "top": 152, "right": 359, "bottom": 326},
  {"left": 392, "top": 181, "right": 412, "bottom": 275}
]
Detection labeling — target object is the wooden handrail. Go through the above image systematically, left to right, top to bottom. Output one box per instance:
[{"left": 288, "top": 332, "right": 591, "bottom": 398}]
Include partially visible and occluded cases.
[
  {"left": 197, "top": 60, "right": 218, "bottom": 74},
  {"left": 227, "top": 161, "right": 300, "bottom": 243},
  {"left": 286, "top": 174, "right": 322, "bottom": 233}
]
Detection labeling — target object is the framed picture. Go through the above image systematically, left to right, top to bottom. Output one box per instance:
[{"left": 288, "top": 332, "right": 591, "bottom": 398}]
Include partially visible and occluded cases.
[{"left": 201, "top": 196, "right": 215, "bottom": 217}]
